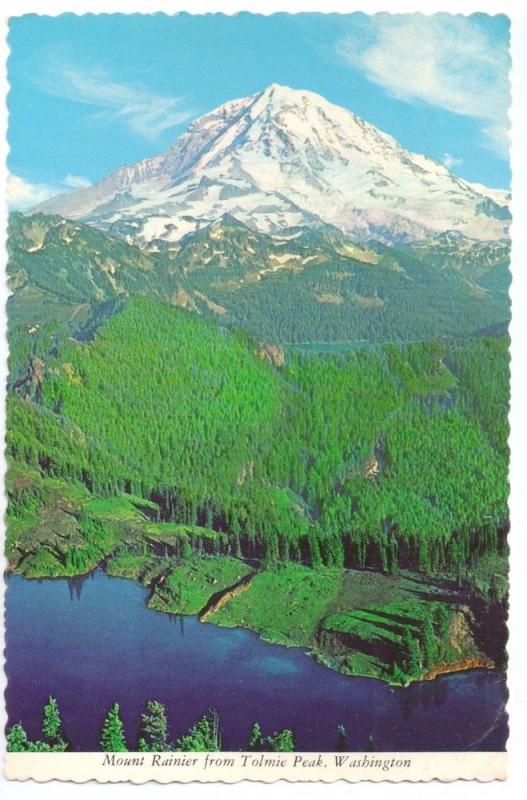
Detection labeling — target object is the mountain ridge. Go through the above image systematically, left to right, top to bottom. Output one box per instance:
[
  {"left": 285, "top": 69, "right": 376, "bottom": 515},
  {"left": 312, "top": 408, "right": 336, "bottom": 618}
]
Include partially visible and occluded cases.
[{"left": 8, "top": 211, "right": 510, "bottom": 365}]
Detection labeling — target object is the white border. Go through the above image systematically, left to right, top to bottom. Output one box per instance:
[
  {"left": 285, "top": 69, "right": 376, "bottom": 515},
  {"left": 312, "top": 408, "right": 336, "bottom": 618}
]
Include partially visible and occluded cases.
[{"left": 1, "top": 2, "right": 526, "bottom": 797}]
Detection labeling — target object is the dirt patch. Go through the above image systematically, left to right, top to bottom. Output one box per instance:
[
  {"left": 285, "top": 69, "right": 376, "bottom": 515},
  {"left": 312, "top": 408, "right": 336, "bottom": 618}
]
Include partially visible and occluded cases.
[
  {"left": 194, "top": 291, "right": 228, "bottom": 315},
  {"left": 349, "top": 292, "right": 384, "bottom": 308},
  {"left": 315, "top": 293, "right": 343, "bottom": 305},
  {"left": 199, "top": 572, "right": 255, "bottom": 622},
  {"left": 422, "top": 656, "right": 494, "bottom": 681}
]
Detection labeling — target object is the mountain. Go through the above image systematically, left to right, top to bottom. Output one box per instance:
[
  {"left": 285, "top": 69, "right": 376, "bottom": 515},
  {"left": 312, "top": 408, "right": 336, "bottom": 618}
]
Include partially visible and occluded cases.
[
  {"left": 36, "top": 84, "right": 510, "bottom": 246},
  {"left": 7, "top": 212, "right": 181, "bottom": 328},
  {"left": 7, "top": 212, "right": 197, "bottom": 383},
  {"left": 8, "top": 212, "right": 510, "bottom": 364},
  {"left": 165, "top": 215, "right": 509, "bottom": 344}
]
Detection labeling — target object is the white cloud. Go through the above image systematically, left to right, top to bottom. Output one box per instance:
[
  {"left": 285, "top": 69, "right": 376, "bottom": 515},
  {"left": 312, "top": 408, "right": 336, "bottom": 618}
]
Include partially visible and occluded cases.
[
  {"left": 336, "top": 14, "right": 510, "bottom": 159},
  {"left": 36, "top": 63, "right": 194, "bottom": 141},
  {"left": 442, "top": 153, "right": 463, "bottom": 170},
  {"left": 8, "top": 174, "right": 94, "bottom": 210},
  {"left": 64, "top": 174, "right": 92, "bottom": 189},
  {"left": 7, "top": 175, "right": 57, "bottom": 210}
]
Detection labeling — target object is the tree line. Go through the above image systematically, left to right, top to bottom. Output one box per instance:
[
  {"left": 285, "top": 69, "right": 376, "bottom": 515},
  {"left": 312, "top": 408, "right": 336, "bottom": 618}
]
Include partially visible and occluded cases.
[
  {"left": 6, "top": 695, "right": 385, "bottom": 753},
  {"left": 6, "top": 697, "right": 298, "bottom": 753}
]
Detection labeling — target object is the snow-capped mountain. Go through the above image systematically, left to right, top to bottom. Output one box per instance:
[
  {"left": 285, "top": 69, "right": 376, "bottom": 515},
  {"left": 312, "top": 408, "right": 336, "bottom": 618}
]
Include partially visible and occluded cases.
[{"left": 36, "top": 83, "right": 510, "bottom": 246}]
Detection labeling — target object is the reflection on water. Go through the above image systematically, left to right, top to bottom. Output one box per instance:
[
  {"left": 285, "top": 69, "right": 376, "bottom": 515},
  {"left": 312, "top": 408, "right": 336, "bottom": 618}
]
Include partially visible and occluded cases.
[
  {"left": 5, "top": 571, "right": 508, "bottom": 752},
  {"left": 66, "top": 571, "right": 95, "bottom": 601},
  {"left": 397, "top": 672, "right": 450, "bottom": 721}
]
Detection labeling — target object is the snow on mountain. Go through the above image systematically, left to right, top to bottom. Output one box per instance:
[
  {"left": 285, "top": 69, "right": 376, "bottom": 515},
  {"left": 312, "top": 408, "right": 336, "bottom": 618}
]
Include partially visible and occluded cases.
[{"left": 36, "top": 83, "right": 510, "bottom": 245}]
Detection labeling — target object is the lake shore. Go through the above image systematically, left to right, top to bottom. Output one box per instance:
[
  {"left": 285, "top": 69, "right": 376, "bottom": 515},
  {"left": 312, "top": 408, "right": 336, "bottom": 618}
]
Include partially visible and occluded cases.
[
  {"left": 9, "top": 552, "right": 500, "bottom": 687},
  {"left": 5, "top": 570, "right": 508, "bottom": 752}
]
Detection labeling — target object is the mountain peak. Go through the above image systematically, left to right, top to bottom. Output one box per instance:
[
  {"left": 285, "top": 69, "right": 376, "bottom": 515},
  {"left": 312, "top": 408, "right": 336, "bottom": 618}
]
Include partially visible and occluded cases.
[
  {"left": 257, "top": 82, "right": 309, "bottom": 101},
  {"left": 35, "top": 86, "right": 509, "bottom": 246}
]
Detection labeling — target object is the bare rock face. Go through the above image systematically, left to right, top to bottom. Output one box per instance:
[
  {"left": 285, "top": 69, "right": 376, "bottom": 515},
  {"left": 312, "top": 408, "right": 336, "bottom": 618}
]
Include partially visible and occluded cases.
[
  {"left": 258, "top": 343, "right": 285, "bottom": 367},
  {"left": 13, "top": 356, "right": 46, "bottom": 400},
  {"left": 28, "top": 356, "right": 45, "bottom": 385},
  {"left": 364, "top": 455, "right": 380, "bottom": 480}
]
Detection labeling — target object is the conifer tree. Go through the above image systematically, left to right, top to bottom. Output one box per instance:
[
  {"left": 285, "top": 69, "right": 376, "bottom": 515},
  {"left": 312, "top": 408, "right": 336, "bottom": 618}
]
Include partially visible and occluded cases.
[
  {"left": 432, "top": 603, "right": 451, "bottom": 640},
  {"left": 422, "top": 617, "right": 438, "bottom": 669},
  {"left": 403, "top": 630, "right": 421, "bottom": 676},
  {"left": 391, "top": 661, "right": 408, "bottom": 686},
  {"left": 42, "top": 696, "right": 68, "bottom": 751},
  {"left": 137, "top": 700, "right": 169, "bottom": 752},
  {"left": 100, "top": 703, "right": 128, "bottom": 752},
  {"left": 175, "top": 710, "right": 220, "bottom": 752},
  {"left": 249, "top": 722, "right": 263, "bottom": 751},
  {"left": 6, "top": 723, "right": 28, "bottom": 752},
  {"left": 268, "top": 729, "right": 295, "bottom": 752}
]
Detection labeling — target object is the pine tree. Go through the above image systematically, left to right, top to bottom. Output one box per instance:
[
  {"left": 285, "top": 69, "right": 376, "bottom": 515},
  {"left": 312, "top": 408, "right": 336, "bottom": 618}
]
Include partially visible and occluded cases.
[
  {"left": 432, "top": 603, "right": 451, "bottom": 640},
  {"left": 422, "top": 617, "right": 438, "bottom": 669},
  {"left": 391, "top": 661, "right": 408, "bottom": 686},
  {"left": 42, "top": 696, "right": 68, "bottom": 751},
  {"left": 137, "top": 700, "right": 169, "bottom": 751},
  {"left": 100, "top": 703, "right": 128, "bottom": 752},
  {"left": 175, "top": 710, "right": 220, "bottom": 752},
  {"left": 249, "top": 722, "right": 263, "bottom": 751},
  {"left": 6, "top": 723, "right": 28, "bottom": 752},
  {"left": 268, "top": 729, "right": 295, "bottom": 752}
]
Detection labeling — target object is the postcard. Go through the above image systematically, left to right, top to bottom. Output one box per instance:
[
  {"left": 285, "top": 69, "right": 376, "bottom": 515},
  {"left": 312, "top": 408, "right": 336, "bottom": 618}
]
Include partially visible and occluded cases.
[{"left": 3, "top": 8, "right": 513, "bottom": 783}]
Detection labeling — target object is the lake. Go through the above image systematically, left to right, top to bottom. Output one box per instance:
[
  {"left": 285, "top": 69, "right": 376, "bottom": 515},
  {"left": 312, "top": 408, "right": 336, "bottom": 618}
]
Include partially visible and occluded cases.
[{"left": 5, "top": 570, "right": 508, "bottom": 752}]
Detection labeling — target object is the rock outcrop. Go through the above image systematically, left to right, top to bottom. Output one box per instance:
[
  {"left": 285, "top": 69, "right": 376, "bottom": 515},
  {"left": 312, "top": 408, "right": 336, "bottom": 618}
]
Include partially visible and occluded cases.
[
  {"left": 258, "top": 343, "right": 285, "bottom": 367},
  {"left": 199, "top": 572, "right": 255, "bottom": 622}
]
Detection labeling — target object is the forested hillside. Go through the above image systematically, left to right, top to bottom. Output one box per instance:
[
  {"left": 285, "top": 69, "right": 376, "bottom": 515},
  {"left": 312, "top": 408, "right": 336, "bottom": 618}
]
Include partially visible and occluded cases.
[
  {"left": 6, "top": 209, "right": 510, "bottom": 684},
  {"left": 8, "top": 213, "right": 510, "bottom": 364},
  {"left": 7, "top": 297, "right": 508, "bottom": 578}
]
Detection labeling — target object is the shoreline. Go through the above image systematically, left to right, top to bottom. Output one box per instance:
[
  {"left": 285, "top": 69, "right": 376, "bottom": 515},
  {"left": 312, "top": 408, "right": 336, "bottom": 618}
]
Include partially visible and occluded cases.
[{"left": 6, "top": 565, "right": 499, "bottom": 688}]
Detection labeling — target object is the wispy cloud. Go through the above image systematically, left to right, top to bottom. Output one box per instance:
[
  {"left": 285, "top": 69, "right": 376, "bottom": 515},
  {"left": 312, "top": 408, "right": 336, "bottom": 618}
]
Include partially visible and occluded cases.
[
  {"left": 336, "top": 14, "right": 510, "bottom": 159},
  {"left": 35, "top": 62, "right": 194, "bottom": 141},
  {"left": 442, "top": 153, "right": 463, "bottom": 170},
  {"left": 8, "top": 174, "right": 93, "bottom": 210},
  {"left": 64, "top": 174, "right": 92, "bottom": 189}
]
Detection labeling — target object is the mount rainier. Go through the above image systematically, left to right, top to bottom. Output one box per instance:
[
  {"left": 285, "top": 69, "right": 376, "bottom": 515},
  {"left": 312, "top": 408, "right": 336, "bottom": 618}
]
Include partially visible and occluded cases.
[{"left": 36, "top": 84, "right": 510, "bottom": 246}]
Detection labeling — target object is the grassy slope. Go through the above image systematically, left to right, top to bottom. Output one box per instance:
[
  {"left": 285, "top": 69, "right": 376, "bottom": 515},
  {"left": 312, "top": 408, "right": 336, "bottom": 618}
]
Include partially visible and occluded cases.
[
  {"left": 6, "top": 461, "right": 227, "bottom": 580},
  {"left": 105, "top": 553, "right": 160, "bottom": 582},
  {"left": 140, "top": 556, "right": 487, "bottom": 682},
  {"left": 147, "top": 557, "right": 252, "bottom": 616},
  {"left": 210, "top": 562, "right": 342, "bottom": 647}
]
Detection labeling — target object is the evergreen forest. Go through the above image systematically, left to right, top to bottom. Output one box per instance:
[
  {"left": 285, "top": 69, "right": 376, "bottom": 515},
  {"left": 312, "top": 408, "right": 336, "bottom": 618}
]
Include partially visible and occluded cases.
[{"left": 5, "top": 211, "right": 510, "bottom": 721}]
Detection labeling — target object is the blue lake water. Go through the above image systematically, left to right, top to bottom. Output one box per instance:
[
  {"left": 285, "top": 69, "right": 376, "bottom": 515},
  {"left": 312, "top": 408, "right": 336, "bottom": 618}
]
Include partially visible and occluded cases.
[{"left": 5, "top": 570, "right": 508, "bottom": 751}]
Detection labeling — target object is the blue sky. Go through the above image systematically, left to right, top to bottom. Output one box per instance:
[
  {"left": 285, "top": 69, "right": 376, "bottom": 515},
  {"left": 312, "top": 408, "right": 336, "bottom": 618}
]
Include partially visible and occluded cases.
[{"left": 7, "top": 12, "right": 511, "bottom": 208}]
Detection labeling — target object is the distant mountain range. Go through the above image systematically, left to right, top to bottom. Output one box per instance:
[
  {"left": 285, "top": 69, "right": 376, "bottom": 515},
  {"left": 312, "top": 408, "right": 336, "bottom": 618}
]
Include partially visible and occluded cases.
[
  {"left": 36, "top": 84, "right": 510, "bottom": 247},
  {"left": 8, "top": 210, "right": 510, "bottom": 367}
]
